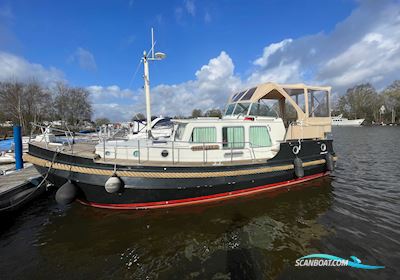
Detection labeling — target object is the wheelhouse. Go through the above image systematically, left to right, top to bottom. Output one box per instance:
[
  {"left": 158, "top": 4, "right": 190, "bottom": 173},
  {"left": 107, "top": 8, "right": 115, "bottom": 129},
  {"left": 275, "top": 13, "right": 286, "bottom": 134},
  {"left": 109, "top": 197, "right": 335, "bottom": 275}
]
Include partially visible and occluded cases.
[{"left": 224, "top": 83, "right": 331, "bottom": 140}]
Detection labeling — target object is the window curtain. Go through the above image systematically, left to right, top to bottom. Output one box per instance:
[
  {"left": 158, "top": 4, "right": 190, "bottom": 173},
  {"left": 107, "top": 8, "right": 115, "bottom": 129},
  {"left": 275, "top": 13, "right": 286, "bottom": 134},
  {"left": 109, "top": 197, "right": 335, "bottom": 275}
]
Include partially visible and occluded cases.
[
  {"left": 249, "top": 126, "right": 272, "bottom": 147},
  {"left": 192, "top": 127, "right": 216, "bottom": 143},
  {"left": 226, "top": 127, "right": 244, "bottom": 148}
]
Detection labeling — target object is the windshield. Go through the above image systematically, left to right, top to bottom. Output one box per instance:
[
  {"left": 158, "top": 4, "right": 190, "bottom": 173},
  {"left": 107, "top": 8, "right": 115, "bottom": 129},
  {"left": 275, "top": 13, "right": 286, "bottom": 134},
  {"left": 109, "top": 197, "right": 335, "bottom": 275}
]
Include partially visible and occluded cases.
[
  {"left": 248, "top": 101, "right": 279, "bottom": 117},
  {"left": 233, "top": 103, "right": 251, "bottom": 115},
  {"left": 224, "top": 104, "right": 235, "bottom": 115},
  {"left": 174, "top": 123, "right": 187, "bottom": 140}
]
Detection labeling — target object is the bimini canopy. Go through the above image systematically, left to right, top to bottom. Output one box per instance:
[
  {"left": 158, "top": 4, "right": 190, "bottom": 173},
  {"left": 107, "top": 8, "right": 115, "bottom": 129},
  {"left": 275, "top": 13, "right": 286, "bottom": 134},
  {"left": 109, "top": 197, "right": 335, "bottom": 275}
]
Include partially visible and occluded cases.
[
  {"left": 227, "top": 82, "right": 332, "bottom": 140},
  {"left": 228, "top": 82, "right": 331, "bottom": 120}
]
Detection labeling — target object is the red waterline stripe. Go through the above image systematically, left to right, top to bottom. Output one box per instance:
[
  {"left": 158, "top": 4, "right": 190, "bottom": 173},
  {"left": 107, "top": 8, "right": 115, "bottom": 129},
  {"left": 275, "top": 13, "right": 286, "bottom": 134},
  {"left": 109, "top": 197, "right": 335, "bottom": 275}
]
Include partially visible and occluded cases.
[{"left": 78, "top": 172, "right": 329, "bottom": 210}]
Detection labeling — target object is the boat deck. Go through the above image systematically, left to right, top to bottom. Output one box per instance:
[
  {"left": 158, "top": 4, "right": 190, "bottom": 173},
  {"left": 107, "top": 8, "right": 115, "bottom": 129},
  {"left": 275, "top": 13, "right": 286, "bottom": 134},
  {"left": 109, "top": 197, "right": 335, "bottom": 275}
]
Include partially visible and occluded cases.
[{"left": 29, "top": 141, "right": 268, "bottom": 167}]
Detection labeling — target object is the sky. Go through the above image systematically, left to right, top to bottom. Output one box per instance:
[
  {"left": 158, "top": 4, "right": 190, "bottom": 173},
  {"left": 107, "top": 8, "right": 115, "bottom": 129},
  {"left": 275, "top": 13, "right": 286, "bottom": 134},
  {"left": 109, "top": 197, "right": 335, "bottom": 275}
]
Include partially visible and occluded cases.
[{"left": 0, "top": 0, "right": 400, "bottom": 121}]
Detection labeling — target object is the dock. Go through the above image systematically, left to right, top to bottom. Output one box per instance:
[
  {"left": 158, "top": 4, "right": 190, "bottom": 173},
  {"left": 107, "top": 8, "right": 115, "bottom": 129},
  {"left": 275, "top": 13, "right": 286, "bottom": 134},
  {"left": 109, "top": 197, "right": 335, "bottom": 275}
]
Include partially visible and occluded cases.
[
  {"left": 0, "top": 165, "right": 46, "bottom": 213},
  {"left": 0, "top": 165, "right": 42, "bottom": 193}
]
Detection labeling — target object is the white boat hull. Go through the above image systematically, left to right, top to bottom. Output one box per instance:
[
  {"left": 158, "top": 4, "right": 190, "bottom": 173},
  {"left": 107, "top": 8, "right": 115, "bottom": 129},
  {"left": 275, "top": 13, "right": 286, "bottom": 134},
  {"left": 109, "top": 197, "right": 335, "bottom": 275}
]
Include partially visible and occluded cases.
[{"left": 332, "top": 118, "right": 364, "bottom": 127}]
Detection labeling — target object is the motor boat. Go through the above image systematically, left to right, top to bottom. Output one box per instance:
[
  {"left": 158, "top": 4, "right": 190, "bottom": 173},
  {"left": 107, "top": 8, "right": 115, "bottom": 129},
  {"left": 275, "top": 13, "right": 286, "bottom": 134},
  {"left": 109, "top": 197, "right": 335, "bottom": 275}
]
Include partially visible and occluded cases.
[
  {"left": 25, "top": 31, "right": 336, "bottom": 209},
  {"left": 332, "top": 114, "right": 364, "bottom": 126}
]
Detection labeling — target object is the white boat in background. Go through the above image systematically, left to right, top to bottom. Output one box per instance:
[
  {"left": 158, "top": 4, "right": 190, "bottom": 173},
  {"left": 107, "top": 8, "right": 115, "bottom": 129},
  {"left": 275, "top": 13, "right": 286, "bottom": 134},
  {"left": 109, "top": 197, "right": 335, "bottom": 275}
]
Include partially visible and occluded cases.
[
  {"left": 332, "top": 114, "right": 364, "bottom": 126},
  {"left": 128, "top": 117, "right": 174, "bottom": 139}
]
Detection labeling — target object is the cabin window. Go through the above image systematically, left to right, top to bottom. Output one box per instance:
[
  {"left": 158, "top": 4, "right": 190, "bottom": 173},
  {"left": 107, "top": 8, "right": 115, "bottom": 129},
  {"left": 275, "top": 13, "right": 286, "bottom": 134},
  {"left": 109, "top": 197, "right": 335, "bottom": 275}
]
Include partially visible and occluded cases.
[
  {"left": 233, "top": 103, "right": 251, "bottom": 116},
  {"left": 225, "top": 104, "right": 235, "bottom": 115},
  {"left": 175, "top": 123, "right": 187, "bottom": 140},
  {"left": 249, "top": 126, "right": 272, "bottom": 147},
  {"left": 190, "top": 127, "right": 217, "bottom": 143},
  {"left": 223, "top": 127, "right": 245, "bottom": 148}
]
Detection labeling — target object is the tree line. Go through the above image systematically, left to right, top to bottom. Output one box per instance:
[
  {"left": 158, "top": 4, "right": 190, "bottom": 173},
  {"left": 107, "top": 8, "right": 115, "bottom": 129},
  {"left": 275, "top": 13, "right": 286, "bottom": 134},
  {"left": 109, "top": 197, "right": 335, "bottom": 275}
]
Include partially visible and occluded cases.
[
  {"left": 2, "top": 78, "right": 398, "bottom": 135},
  {"left": 0, "top": 80, "right": 92, "bottom": 133},
  {"left": 333, "top": 80, "right": 400, "bottom": 123}
]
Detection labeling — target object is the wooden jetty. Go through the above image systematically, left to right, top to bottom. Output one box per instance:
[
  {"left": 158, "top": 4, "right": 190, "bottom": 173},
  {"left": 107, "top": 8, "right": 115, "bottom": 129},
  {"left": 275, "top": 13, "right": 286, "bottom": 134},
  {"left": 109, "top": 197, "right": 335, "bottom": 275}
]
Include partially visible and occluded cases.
[
  {"left": 0, "top": 165, "right": 46, "bottom": 213},
  {"left": 0, "top": 165, "right": 41, "bottom": 192}
]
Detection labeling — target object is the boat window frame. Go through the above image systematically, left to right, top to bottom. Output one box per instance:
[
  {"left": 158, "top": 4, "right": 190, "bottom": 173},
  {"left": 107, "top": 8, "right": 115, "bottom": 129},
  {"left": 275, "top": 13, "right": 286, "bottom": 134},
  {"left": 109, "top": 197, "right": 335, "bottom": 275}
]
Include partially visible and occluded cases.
[
  {"left": 232, "top": 102, "right": 251, "bottom": 116},
  {"left": 225, "top": 104, "right": 236, "bottom": 116},
  {"left": 174, "top": 123, "right": 187, "bottom": 141},
  {"left": 249, "top": 125, "right": 272, "bottom": 148},
  {"left": 222, "top": 126, "right": 245, "bottom": 149},
  {"left": 189, "top": 127, "right": 217, "bottom": 143}
]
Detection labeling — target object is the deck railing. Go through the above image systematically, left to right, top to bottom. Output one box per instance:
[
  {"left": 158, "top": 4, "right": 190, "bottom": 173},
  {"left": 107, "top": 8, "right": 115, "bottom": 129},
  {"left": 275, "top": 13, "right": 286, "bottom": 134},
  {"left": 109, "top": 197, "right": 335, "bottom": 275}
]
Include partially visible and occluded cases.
[{"left": 28, "top": 124, "right": 272, "bottom": 165}]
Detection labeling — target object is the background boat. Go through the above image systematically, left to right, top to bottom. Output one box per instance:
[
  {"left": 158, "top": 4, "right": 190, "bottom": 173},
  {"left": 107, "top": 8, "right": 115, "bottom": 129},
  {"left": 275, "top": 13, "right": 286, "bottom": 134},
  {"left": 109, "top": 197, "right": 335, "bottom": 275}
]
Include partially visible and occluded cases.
[{"left": 332, "top": 114, "right": 364, "bottom": 126}]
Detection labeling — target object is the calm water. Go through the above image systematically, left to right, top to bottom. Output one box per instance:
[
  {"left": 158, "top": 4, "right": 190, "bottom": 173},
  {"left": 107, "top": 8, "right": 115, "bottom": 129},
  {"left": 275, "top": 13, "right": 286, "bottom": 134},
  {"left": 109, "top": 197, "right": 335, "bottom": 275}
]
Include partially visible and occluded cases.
[{"left": 1, "top": 127, "right": 399, "bottom": 279}]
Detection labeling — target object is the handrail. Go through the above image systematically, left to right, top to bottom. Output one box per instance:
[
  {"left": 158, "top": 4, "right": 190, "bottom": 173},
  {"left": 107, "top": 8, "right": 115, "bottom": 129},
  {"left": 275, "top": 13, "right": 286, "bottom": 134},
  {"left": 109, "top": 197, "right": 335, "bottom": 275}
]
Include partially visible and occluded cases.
[{"left": 28, "top": 123, "right": 275, "bottom": 164}]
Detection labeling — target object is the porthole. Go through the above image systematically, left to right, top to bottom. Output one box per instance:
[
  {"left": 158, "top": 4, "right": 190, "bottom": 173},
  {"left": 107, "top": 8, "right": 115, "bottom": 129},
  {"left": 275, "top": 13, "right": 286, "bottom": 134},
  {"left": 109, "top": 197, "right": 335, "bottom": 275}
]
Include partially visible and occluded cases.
[{"left": 161, "top": 150, "right": 169, "bottom": 157}]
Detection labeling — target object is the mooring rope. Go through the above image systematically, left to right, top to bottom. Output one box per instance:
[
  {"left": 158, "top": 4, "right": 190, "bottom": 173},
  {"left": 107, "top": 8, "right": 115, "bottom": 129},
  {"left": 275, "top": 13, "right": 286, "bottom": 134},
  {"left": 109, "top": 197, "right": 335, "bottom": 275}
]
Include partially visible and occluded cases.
[{"left": 24, "top": 153, "right": 336, "bottom": 179}]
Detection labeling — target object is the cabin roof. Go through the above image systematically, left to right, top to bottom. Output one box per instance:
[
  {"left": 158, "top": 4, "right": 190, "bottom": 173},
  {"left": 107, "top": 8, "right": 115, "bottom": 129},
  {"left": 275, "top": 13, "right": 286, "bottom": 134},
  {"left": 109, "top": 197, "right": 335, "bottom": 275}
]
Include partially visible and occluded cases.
[{"left": 174, "top": 117, "right": 280, "bottom": 124}]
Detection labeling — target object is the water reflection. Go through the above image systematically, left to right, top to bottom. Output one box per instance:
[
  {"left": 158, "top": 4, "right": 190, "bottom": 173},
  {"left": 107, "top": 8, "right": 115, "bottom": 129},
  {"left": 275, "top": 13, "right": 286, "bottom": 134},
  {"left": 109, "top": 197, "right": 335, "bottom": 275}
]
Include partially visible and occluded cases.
[
  {"left": 2, "top": 127, "right": 400, "bottom": 279},
  {"left": 32, "top": 177, "right": 333, "bottom": 279}
]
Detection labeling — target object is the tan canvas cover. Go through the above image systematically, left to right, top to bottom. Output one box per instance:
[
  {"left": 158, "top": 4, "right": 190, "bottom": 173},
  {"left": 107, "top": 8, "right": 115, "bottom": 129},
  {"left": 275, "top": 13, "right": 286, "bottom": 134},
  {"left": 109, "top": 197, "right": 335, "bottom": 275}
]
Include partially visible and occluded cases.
[{"left": 229, "top": 82, "right": 332, "bottom": 140}]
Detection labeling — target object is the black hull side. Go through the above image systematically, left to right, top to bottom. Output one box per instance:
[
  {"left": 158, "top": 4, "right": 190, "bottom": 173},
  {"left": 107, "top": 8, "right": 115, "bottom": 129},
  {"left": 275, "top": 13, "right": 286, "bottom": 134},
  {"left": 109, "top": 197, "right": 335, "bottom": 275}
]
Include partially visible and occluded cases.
[
  {"left": 28, "top": 139, "right": 335, "bottom": 208},
  {"left": 34, "top": 164, "right": 327, "bottom": 205}
]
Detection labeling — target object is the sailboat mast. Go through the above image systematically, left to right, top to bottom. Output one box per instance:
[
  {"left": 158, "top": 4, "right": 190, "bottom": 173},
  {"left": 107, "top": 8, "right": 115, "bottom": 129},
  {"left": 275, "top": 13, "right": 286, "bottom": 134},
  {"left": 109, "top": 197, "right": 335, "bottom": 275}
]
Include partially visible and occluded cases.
[
  {"left": 142, "top": 28, "right": 166, "bottom": 137},
  {"left": 143, "top": 50, "right": 152, "bottom": 136}
]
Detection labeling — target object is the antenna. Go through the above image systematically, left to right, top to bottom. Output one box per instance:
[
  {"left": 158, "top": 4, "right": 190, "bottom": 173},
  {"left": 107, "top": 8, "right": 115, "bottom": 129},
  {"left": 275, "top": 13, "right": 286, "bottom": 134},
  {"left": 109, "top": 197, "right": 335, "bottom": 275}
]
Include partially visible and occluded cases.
[{"left": 151, "top": 28, "right": 155, "bottom": 59}]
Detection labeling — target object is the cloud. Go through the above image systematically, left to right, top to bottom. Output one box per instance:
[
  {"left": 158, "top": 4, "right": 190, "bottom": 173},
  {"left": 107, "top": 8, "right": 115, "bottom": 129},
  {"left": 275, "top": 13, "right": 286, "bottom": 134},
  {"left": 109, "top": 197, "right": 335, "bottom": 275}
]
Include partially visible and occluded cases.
[
  {"left": 3, "top": 0, "right": 398, "bottom": 122},
  {"left": 90, "top": 0, "right": 400, "bottom": 121},
  {"left": 175, "top": 0, "right": 197, "bottom": 23},
  {"left": 185, "top": 0, "right": 196, "bottom": 17},
  {"left": 248, "top": 0, "right": 400, "bottom": 93},
  {"left": 0, "top": 4, "right": 19, "bottom": 50},
  {"left": 0, "top": 5, "right": 13, "bottom": 20},
  {"left": 175, "top": 7, "right": 184, "bottom": 22},
  {"left": 204, "top": 11, "right": 211, "bottom": 23},
  {"left": 253, "top": 39, "right": 293, "bottom": 67},
  {"left": 68, "top": 47, "right": 97, "bottom": 71},
  {"left": 0, "top": 51, "right": 64, "bottom": 85},
  {"left": 90, "top": 51, "right": 241, "bottom": 121},
  {"left": 148, "top": 51, "right": 241, "bottom": 116},
  {"left": 87, "top": 85, "right": 135, "bottom": 101},
  {"left": 87, "top": 85, "right": 139, "bottom": 121},
  {"left": 91, "top": 103, "right": 137, "bottom": 121}
]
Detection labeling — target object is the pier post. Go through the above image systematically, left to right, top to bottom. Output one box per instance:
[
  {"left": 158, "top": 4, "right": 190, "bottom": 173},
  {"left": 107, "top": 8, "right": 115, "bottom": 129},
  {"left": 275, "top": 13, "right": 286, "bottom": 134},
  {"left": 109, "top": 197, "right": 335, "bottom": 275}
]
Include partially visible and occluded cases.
[{"left": 13, "top": 125, "right": 24, "bottom": 170}]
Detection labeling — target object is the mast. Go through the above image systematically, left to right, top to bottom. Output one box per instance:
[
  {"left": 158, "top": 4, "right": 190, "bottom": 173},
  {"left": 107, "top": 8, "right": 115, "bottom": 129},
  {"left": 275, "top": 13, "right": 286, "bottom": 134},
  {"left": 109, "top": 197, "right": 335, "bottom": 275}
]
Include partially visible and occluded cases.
[
  {"left": 142, "top": 28, "right": 166, "bottom": 138},
  {"left": 143, "top": 50, "right": 152, "bottom": 136}
]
